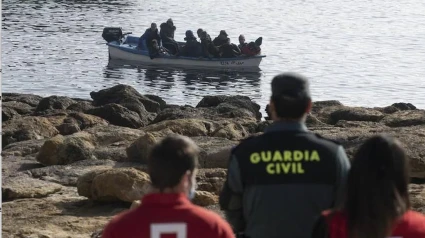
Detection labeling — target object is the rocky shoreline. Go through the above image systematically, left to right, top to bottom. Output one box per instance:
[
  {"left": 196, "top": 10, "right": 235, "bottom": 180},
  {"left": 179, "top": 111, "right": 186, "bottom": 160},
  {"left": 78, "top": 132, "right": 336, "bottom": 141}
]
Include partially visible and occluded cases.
[{"left": 2, "top": 84, "right": 425, "bottom": 238}]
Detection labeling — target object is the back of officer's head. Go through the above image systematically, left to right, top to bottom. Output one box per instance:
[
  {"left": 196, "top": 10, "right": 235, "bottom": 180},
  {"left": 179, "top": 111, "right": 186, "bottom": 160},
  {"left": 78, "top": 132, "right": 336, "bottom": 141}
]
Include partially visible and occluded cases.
[
  {"left": 269, "top": 73, "right": 312, "bottom": 120},
  {"left": 148, "top": 134, "right": 199, "bottom": 191}
]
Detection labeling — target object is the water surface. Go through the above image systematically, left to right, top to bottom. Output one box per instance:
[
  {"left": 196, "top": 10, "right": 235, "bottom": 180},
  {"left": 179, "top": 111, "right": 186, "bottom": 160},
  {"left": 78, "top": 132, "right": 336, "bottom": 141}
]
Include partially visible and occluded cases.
[{"left": 2, "top": 0, "right": 425, "bottom": 111}]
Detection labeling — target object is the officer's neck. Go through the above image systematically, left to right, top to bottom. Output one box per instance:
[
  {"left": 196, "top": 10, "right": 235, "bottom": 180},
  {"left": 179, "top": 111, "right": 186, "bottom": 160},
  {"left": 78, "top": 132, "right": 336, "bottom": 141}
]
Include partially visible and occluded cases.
[
  {"left": 272, "top": 114, "right": 307, "bottom": 123},
  {"left": 150, "top": 184, "right": 186, "bottom": 195}
]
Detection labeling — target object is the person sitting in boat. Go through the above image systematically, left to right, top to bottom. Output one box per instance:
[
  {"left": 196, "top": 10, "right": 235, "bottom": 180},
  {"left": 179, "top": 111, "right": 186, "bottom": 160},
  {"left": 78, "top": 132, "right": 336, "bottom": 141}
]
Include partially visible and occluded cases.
[
  {"left": 160, "top": 18, "right": 179, "bottom": 55},
  {"left": 137, "top": 23, "right": 161, "bottom": 50},
  {"left": 197, "top": 28, "right": 204, "bottom": 39},
  {"left": 178, "top": 30, "right": 202, "bottom": 57},
  {"left": 199, "top": 30, "right": 220, "bottom": 58},
  {"left": 212, "top": 30, "right": 229, "bottom": 47},
  {"left": 238, "top": 34, "right": 247, "bottom": 49},
  {"left": 240, "top": 36, "right": 263, "bottom": 56},
  {"left": 219, "top": 38, "right": 241, "bottom": 58},
  {"left": 148, "top": 39, "right": 170, "bottom": 59}
]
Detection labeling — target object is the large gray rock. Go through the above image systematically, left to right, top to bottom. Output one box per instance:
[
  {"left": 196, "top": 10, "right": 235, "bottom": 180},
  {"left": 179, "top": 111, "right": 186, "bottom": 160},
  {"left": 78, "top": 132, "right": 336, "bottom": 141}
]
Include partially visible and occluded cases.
[
  {"left": 90, "top": 84, "right": 160, "bottom": 113},
  {"left": 2, "top": 92, "right": 43, "bottom": 107},
  {"left": 144, "top": 94, "right": 167, "bottom": 109},
  {"left": 197, "top": 95, "right": 262, "bottom": 120},
  {"left": 35, "top": 96, "right": 76, "bottom": 111},
  {"left": 153, "top": 96, "right": 262, "bottom": 123},
  {"left": 67, "top": 100, "right": 95, "bottom": 112},
  {"left": 311, "top": 100, "right": 343, "bottom": 114},
  {"left": 2, "top": 101, "right": 34, "bottom": 115},
  {"left": 391, "top": 102, "right": 417, "bottom": 111},
  {"left": 86, "top": 103, "right": 148, "bottom": 128},
  {"left": 152, "top": 106, "right": 213, "bottom": 123},
  {"left": 2, "top": 107, "right": 21, "bottom": 121},
  {"left": 328, "top": 107, "right": 385, "bottom": 124},
  {"left": 381, "top": 110, "right": 425, "bottom": 127},
  {"left": 30, "top": 112, "right": 109, "bottom": 136},
  {"left": 2, "top": 116, "right": 60, "bottom": 147},
  {"left": 146, "top": 118, "right": 251, "bottom": 140},
  {"left": 83, "top": 124, "right": 145, "bottom": 147},
  {"left": 126, "top": 132, "right": 157, "bottom": 163},
  {"left": 36, "top": 133, "right": 96, "bottom": 166},
  {"left": 192, "top": 136, "right": 239, "bottom": 168},
  {"left": 2, "top": 139, "right": 46, "bottom": 157},
  {"left": 93, "top": 146, "right": 128, "bottom": 162},
  {"left": 2, "top": 155, "right": 44, "bottom": 178},
  {"left": 27, "top": 159, "right": 116, "bottom": 186},
  {"left": 77, "top": 168, "right": 151, "bottom": 202},
  {"left": 196, "top": 169, "right": 227, "bottom": 194},
  {"left": 2, "top": 176, "right": 62, "bottom": 200},
  {"left": 410, "top": 184, "right": 425, "bottom": 214},
  {"left": 192, "top": 191, "right": 218, "bottom": 207}
]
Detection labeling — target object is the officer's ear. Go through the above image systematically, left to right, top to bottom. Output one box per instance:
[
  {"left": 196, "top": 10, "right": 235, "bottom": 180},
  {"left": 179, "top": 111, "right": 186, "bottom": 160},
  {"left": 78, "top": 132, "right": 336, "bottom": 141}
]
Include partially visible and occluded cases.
[
  {"left": 268, "top": 98, "right": 277, "bottom": 120},
  {"left": 305, "top": 99, "right": 312, "bottom": 114}
]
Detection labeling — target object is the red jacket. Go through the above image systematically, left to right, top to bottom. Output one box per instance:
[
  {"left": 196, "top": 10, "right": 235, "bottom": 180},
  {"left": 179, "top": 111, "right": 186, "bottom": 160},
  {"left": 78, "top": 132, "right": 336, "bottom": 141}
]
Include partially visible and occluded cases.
[
  {"left": 101, "top": 193, "right": 234, "bottom": 238},
  {"left": 322, "top": 210, "right": 425, "bottom": 238}
]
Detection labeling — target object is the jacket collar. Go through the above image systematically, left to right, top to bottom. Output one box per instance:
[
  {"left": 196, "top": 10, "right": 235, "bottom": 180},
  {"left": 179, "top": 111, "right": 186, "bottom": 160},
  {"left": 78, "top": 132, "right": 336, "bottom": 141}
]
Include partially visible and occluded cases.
[{"left": 264, "top": 121, "right": 308, "bottom": 133}]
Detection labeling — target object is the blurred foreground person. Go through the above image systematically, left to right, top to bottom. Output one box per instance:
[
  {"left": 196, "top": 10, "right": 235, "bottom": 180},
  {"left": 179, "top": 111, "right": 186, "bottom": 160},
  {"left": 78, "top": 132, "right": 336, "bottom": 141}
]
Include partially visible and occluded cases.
[
  {"left": 219, "top": 73, "right": 351, "bottom": 238},
  {"left": 312, "top": 134, "right": 425, "bottom": 238},
  {"left": 102, "top": 135, "right": 234, "bottom": 238}
]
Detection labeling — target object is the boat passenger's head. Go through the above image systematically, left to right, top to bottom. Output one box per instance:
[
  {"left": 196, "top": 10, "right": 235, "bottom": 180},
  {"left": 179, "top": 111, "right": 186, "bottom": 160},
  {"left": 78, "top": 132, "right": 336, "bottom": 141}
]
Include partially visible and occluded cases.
[
  {"left": 167, "top": 18, "right": 174, "bottom": 26},
  {"left": 150, "top": 23, "right": 157, "bottom": 31},
  {"left": 197, "top": 28, "right": 204, "bottom": 38},
  {"left": 184, "top": 30, "right": 196, "bottom": 41},
  {"left": 200, "top": 30, "right": 207, "bottom": 40},
  {"left": 219, "top": 30, "right": 228, "bottom": 39},
  {"left": 239, "top": 34, "right": 245, "bottom": 44},
  {"left": 269, "top": 73, "right": 312, "bottom": 122},
  {"left": 147, "top": 134, "right": 199, "bottom": 199},
  {"left": 344, "top": 134, "right": 410, "bottom": 238}
]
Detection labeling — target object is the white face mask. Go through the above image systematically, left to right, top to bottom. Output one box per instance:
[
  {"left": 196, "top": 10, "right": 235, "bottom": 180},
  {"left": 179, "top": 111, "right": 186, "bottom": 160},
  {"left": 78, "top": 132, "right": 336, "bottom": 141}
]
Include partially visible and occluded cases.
[{"left": 188, "top": 175, "right": 196, "bottom": 200}]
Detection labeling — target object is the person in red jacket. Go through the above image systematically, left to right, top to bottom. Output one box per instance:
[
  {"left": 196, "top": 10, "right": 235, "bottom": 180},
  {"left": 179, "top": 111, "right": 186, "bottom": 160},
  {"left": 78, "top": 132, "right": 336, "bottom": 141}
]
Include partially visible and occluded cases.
[
  {"left": 101, "top": 134, "right": 235, "bottom": 238},
  {"left": 311, "top": 134, "right": 425, "bottom": 238}
]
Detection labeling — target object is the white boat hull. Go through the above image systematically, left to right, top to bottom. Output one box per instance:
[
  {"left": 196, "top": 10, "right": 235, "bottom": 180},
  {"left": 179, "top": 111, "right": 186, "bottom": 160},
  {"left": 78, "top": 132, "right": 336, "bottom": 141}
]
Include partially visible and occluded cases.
[{"left": 107, "top": 43, "right": 264, "bottom": 69}]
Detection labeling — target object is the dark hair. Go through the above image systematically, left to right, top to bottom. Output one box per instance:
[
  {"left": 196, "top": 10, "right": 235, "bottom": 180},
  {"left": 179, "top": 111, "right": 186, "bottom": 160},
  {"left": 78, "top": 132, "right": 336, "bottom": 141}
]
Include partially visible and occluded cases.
[
  {"left": 270, "top": 73, "right": 311, "bottom": 119},
  {"left": 271, "top": 95, "right": 310, "bottom": 119},
  {"left": 343, "top": 134, "right": 410, "bottom": 238},
  {"left": 147, "top": 135, "right": 199, "bottom": 191}
]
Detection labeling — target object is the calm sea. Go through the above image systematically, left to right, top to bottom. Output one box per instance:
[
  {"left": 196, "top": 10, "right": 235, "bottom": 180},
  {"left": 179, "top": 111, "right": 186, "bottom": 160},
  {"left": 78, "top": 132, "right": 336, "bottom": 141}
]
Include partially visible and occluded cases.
[{"left": 2, "top": 0, "right": 425, "bottom": 113}]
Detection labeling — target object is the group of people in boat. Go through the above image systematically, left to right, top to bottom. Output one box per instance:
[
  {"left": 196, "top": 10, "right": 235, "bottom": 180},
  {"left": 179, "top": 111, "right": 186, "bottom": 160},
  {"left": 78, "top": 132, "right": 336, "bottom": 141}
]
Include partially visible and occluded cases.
[{"left": 136, "top": 19, "right": 263, "bottom": 59}]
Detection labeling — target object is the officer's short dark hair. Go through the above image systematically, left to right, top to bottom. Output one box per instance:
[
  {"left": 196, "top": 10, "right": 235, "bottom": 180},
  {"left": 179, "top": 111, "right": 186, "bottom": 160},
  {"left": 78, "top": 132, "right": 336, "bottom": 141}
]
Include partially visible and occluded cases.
[
  {"left": 270, "top": 73, "right": 312, "bottom": 119},
  {"left": 148, "top": 135, "right": 199, "bottom": 191}
]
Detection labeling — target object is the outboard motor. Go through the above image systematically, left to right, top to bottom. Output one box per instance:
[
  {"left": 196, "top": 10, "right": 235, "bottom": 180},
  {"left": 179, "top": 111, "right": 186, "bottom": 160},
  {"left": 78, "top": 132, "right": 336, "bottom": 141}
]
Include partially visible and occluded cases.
[{"left": 102, "top": 27, "right": 123, "bottom": 43}]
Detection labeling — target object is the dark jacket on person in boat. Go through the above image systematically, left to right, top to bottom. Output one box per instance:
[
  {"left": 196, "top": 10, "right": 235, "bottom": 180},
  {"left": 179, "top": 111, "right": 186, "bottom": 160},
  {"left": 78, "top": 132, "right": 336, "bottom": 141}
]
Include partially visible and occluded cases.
[
  {"left": 160, "top": 18, "right": 179, "bottom": 55},
  {"left": 138, "top": 24, "right": 161, "bottom": 50},
  {"left": 178, "top": 30, "right": 202, "bottom": 58},
  {"left": 213, "top": 30, "right": 230, "bottom": 47},
  {"left": 200, "top": 31, "right": 220, "bottom": 58},
  {"left": 240, "top": 37, "right": 262, "bottom": 56},
  {"left": 148, "top": 39, "right": 170, "bottom": 59},
  {"left": 219, "top": 39, "right": 241, "bottom": 58}
]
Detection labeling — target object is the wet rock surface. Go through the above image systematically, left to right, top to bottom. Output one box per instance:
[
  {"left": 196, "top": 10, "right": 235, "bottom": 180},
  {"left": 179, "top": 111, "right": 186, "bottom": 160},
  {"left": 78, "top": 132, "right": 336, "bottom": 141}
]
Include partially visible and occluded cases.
[{"left": 2, "top": 85, "right": 424, "bottom": 237}]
